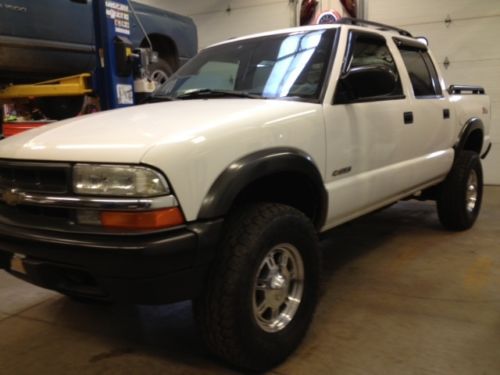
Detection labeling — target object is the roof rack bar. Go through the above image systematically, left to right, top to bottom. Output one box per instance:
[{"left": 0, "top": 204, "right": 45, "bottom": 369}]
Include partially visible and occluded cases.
[
  {"left": 337, "top": 18, "right": 413, "bottom": 38},
  {"left": 448, "top": 85, "right": 485, "bottom": 95}
]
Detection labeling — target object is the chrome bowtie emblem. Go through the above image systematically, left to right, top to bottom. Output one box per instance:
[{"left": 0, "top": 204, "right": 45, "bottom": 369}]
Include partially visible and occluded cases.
[{"left": 2, "top": 189, "right": 22, "bottom": 206}]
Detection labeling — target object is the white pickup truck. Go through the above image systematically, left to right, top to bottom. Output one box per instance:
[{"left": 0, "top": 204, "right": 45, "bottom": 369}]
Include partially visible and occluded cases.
[{"left": 0, "top": 19, "right": 492, "bottom": 371}]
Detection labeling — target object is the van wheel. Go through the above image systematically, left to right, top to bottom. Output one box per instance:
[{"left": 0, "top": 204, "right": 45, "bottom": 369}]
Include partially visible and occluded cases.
[
  {"left": 147, "top": 58, "right": 173, "bottom": 86},
  {"left": 437, "top": 150, "right": 483, "bottom": 230},
  {"left": 193, "top": 203, "right": 320, "bottom": 372}
]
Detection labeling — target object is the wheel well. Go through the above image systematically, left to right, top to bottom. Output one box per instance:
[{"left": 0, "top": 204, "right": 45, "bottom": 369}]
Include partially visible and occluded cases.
[
  {"left": 141, "top": 34, "right": 179, "bottom": 70},
  {"left": 462, "top": 129, "right": 483, "bottom": 154},
  {"left": 232, "top": 172, "right": 323, "bottom": 228}
]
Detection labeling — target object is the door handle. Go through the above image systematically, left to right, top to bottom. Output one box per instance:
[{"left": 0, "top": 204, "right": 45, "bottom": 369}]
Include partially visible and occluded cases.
[
  {"left": 443, "top": 108, "right": 450, "bottom": 119},
  {"left": 403, "top": 111, "right": 413, "bottom": 124}
]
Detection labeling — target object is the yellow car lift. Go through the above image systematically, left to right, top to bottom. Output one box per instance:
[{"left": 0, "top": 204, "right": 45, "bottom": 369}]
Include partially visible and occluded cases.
[
  {"left": 0, "top": 73, "right": 93, "bottom": 99},
  {"left": 0, "top": 73, "right": 94, "bottom": 137}
]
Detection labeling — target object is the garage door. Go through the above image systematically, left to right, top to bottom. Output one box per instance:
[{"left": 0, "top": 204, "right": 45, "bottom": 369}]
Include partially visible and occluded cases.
[{"left": 367, "top": 0, "right": 500, "bottom": 185}]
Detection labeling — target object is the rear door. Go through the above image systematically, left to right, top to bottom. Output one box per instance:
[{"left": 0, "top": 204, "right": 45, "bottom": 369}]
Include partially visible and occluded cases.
[
  {"left": 366, "top": 0, "right": 500, "bottom": 184},
  {"left": 393, "top": 40, "right": 455, "bottom": 186}
]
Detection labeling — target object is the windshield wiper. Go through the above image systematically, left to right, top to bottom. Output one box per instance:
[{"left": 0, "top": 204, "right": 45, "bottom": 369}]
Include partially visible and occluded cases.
[
  {"left": 176, "top": 89, "right": 265, "bottom": 100},
  {"left": 143, "top": 95, "right": 177, "bottom": 103}
]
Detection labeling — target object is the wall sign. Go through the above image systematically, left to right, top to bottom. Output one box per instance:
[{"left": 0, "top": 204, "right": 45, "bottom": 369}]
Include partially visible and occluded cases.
[
  {"left": 105, "top": 0, "right": 130, "bottom": 35},
  {"left": 316, "top": 10, "right": 342, "bottom": 24}
]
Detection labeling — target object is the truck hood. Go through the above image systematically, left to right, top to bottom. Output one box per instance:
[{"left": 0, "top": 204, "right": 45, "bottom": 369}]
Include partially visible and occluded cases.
[{"left": 0, "top": 99, "right": 320, "bottom": 163}]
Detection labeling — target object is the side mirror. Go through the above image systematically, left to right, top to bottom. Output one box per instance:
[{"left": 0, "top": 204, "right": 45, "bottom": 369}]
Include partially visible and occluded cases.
[{"left": 335, "top": 65, "right": 399, "bottom": 103}]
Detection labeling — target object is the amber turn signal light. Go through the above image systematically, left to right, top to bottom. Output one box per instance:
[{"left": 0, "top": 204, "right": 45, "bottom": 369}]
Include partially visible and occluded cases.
[{"left": 101, "top": 207, "right": 184, "bottom": 230}]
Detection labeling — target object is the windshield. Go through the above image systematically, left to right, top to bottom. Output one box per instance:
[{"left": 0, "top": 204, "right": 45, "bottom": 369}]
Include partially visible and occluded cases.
[{"left": 154, "top": 28, "right": 337, "bottom": 101}]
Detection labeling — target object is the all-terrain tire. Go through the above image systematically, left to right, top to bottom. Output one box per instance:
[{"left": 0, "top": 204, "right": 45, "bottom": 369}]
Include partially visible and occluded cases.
[
  {"left": 437, "top": 150, "right": 483, "bottom": 231},
  {"left": 193, "top": 203, "right": 320, "bottom": 372}
]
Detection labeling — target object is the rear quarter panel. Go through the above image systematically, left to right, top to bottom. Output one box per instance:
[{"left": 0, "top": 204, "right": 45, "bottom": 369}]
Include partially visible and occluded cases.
[{"left": 451, "top": 94, "right": 491, "bottom": 154}]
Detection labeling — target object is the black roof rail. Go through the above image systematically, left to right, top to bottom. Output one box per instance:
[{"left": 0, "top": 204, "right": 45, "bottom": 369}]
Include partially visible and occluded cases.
[{"left": 337, "top": 18, "right": 413, "bottom": 38}]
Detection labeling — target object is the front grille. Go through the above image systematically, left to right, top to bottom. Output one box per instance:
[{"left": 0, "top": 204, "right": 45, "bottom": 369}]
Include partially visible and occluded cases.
[
  {"left": 0, "top": 161, "right": 70, "bottom": 194},
  {"left": 0, "top": 161, "right": 73, "bottom": 229},
  {"left": 0, "top": 202, "right": 74, "bottom": 228},
  {"left": 11, "top": 204, "right": 72, "bottom": 221}
]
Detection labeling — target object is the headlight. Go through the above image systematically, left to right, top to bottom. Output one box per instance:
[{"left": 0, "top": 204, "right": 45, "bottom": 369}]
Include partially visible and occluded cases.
[{"left": 73, "top": 164, "right": 170, "bottom": 197}]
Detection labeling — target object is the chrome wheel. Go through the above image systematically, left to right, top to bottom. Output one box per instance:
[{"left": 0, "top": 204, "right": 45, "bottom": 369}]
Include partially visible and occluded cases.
[
  {"left": 150, "top": 69, "right": 169, "bottom": 85},
  {"left": 437, "top": 151, "right": 483, "bottom": 231},
  {"left": 466, "top": 169, "right": 478, "bottom": 212},
  {"left": 194, "top": 203, "right": 320, "bottom": 371},
  {"left": 253, "top": 243, "right": 304, "bottom": 333}
]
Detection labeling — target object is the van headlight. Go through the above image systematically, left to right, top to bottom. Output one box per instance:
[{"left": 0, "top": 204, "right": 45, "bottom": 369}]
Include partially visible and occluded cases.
[{"left": 73, "top": 164, "right": 170, "bottom": 197}]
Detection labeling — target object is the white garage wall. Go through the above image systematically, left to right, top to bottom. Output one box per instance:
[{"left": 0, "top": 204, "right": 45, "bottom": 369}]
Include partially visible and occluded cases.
[
  {"left": 140, "top": 0, "right": 296, "bottom": 48},
  {"left": 366, "top": 0, "right": 500, "bottom": 185},
  {"left": 139, "top": 1, "right": 351, "bottom": 48}
]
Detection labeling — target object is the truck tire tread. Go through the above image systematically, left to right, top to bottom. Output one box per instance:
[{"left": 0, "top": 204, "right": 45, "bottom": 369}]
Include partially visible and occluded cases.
[
  {"left": 437, "top": 150, "right": 483, "bottom": 231},
  {"left": 193, "top": 202, "right": 320, "bottom": 371}
]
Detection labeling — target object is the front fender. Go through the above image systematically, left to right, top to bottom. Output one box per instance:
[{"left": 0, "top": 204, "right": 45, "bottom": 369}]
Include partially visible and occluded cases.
[{"left": 197, "top": 147, "right": 328, "bottom": 229}]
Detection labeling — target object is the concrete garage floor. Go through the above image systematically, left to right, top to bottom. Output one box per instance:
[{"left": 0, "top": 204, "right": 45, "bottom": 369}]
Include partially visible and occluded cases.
[{"left": 0, "top": 187, "right": 499, "bottom": 375}]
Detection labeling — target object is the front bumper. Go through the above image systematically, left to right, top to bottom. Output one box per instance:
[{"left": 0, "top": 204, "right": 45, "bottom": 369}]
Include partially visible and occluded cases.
[{"left": 0, "top": 219, "right": 223, "bottom": 304}]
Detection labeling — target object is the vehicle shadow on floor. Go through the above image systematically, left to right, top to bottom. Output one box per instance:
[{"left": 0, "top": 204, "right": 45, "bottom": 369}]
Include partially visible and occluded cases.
[
  {"left": 37, "top": 200, "right": 441, "bottom": 372},
  {"left": 319, "top": 200, "right": 440, "bottom": 275},
  {"left": 35, "top": 296, "right": 231, "bottom": 372}
]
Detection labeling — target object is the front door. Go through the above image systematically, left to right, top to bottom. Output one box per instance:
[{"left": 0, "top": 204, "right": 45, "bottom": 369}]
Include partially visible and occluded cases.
[{"left": 322, "top": 30, "right": 414, "bottom": 228}]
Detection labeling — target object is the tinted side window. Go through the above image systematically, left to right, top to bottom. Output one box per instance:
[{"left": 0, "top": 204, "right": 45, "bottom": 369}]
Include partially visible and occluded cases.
[
  {"left": 336, "top": 33, "right": 403, "bottom": 103},
  {"left": 399, "top": 49, "right": 441, "bottom": 97}
]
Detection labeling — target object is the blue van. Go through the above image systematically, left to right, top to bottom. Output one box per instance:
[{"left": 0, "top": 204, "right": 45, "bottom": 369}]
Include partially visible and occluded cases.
[{"left": 0, "top": 0, "right": 198, "bottom": 84}]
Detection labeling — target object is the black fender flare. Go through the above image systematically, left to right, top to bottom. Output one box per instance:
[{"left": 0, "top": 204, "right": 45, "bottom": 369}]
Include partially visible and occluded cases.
[
  {"left": 455, "top": 117, "right": 484, "bottom": 155},
  {"left": 197, "top": 147, "right": 328, "bottom": 229}
]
